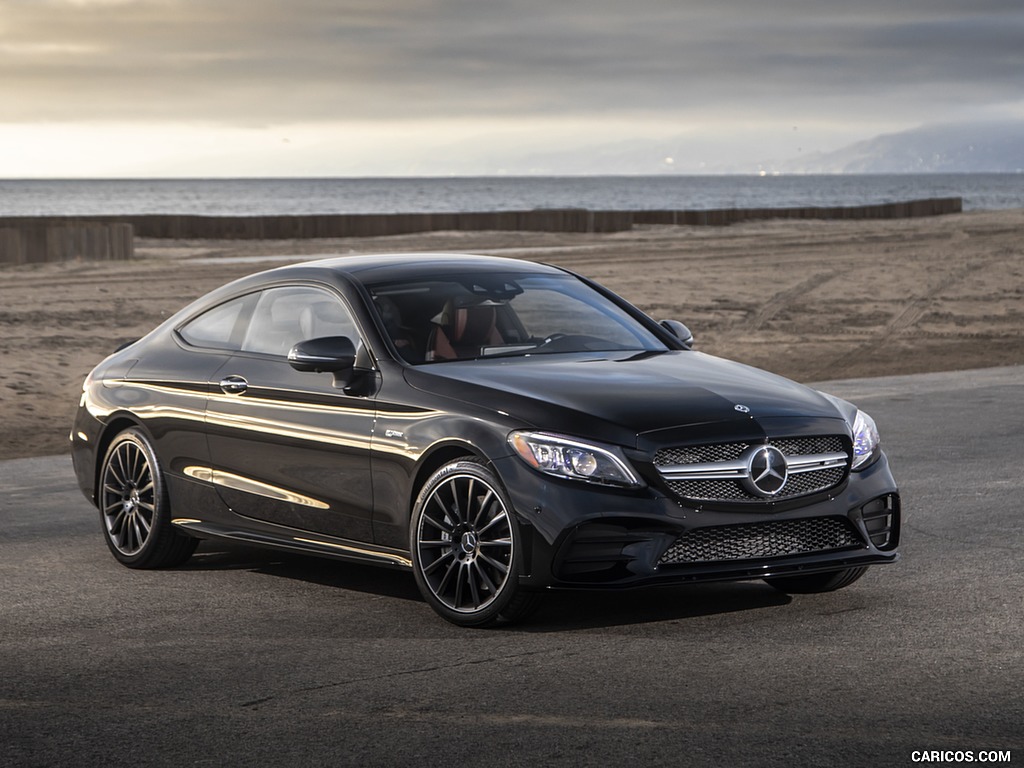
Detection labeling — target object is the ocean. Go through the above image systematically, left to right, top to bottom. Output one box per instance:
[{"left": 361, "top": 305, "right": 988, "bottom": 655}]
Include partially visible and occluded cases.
[{"left": 1, "top": 174, "right": 1022, "bottom": 217}]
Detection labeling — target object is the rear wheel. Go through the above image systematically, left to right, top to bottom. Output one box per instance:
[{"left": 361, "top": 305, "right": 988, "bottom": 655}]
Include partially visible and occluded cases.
[
  {"left": 99, "top": 427, "right": 197, "bottom": 568},
  {"left": 411, "top": 458, "right": 540, "bottom": 627},
  {"left": 764, "top": 566, "right": 868, "bottom": 594}
]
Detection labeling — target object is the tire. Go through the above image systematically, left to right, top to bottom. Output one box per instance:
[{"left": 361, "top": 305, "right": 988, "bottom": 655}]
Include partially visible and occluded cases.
[
  {"left": 98, "top": 427, "right": 198, "bottom": 569},
  {"left": 411, "top": 458, "right": 536, "bottom": 627},
  {"left": 764, "top": 566, "right": 868, "bottom": 594},
  {"left": 498, "top": 590, "right": 546, "bottom": 624}
]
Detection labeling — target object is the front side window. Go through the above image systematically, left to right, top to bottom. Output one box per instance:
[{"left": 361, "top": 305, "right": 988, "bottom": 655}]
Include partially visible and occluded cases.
[{"left": 241, "top": 286, "right": 359, "bottom": 357}]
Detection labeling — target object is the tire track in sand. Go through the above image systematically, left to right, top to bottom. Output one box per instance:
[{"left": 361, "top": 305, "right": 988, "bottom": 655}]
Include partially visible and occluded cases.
[
  {"left": 817, "top": 250, "right": 1015, "bottom": 377},
  {"left": 746, "top": 268, "right": 851, "bottom": 331}
]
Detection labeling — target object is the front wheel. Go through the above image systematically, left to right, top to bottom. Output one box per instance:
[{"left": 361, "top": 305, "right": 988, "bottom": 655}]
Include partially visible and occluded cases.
[
  {"left": 98, "top": 427, "right": 197, "bottom": 568},
  {"left": 411, "top": 458, "right": 538, "bottom": 627},
  {"left": 764, "top": 566, "right": 868, "bottom": 594}
]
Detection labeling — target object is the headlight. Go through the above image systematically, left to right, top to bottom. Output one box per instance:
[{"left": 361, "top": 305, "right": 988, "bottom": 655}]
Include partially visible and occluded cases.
[
  {"left": 851, "top": 409, "right": 881, "bottom": 470},
  {"left": 508, "top": 431, "right": 642, "bottom": 487}
]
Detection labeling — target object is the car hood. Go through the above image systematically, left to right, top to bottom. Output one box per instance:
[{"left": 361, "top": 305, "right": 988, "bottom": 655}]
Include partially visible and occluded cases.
[{"left": 405, "top": 350, "right": 847, "bottom": 446}]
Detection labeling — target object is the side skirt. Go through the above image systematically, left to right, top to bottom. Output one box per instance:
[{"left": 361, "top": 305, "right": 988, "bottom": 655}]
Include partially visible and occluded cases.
[{"left": 171, "top": 518, "right": 413, "bottom": 569}]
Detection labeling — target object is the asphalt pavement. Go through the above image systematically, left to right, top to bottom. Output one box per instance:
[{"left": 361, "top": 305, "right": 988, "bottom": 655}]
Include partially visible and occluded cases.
[{"left": 1, "top": 366, "right": 1021, "bottom": 767}]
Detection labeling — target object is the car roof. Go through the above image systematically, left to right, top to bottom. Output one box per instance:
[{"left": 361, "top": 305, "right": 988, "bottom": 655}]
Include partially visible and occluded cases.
[
  {"left": 300, "top": 252, "right": 567, "bottom": 282},
  {"left": 173, "top": 253, "right": 572, "bottom": 323}
]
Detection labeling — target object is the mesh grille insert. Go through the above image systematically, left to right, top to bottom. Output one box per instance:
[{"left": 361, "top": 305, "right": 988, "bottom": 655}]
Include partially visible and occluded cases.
[{"left": 659, "top": 517, "right": 863, "bottom": 565}]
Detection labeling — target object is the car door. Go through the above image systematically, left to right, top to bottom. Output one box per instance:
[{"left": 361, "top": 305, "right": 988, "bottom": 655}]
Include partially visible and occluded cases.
[{"left": 203, "top": 284, "right": 376, "bottom": 543}]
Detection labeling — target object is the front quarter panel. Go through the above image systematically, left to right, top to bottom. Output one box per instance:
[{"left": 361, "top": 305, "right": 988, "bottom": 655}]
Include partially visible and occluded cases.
[{"left": 369, "top": 360, "right": 524, "bottom": 549}]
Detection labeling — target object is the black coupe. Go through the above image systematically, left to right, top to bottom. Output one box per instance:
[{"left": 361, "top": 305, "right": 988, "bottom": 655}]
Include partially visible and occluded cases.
[{"left": 71, "top": 254, "right": 900, "bottom": 626}]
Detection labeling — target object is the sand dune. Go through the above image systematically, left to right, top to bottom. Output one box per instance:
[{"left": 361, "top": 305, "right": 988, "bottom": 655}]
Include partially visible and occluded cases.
[{"left": 2, "top": 209, "right": 1022, "bottom": 460}]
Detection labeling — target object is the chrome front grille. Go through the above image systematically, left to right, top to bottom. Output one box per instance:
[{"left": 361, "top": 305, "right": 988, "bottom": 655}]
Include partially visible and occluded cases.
[
  {"left": 654, "top": 436, "right": 849, "bottom": 504},
  {"left": 657, "top": 443, "right": 746, "bottom": 465},
  {"left": 666, "top": 478, "right": 754, "bottom": 502},
  {"left": 658, "top": 517, "right": 863, "bottom": 565}
]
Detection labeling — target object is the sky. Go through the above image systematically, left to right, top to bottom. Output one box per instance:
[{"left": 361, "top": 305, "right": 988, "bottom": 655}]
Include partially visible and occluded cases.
[{"left": 1, "top": 0, "right": 1022, "bottom": 177}]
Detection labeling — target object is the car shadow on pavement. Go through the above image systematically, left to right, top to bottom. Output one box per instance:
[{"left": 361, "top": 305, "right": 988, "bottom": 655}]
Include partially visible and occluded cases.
[
  {"left": 180, "top": 540, "right": 793, "bottom": 628},
  {"left": 180, "top": 541, "right": 424, "bottom": 602},
  {"left": 516, "top": 582, "right": 793, "bottom": 632}
]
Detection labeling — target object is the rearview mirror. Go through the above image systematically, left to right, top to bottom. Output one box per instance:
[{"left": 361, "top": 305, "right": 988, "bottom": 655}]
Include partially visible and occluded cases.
[
  {"left": 660, "top": 319, "right": 694, "bottom": 349},
  {"left": 288, "top": 336, "right": 356, "bottom": 373}
]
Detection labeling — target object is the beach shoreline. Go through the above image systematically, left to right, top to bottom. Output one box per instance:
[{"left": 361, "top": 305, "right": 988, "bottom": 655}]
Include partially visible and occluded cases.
[{"left": 2, "top": 209, "right": 1022, "bottom": 460}]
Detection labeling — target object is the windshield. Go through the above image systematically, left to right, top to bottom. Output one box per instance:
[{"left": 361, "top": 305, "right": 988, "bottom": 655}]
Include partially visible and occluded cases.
[{"left": 365, "top": 272, "right": 667, "bottom": 364}]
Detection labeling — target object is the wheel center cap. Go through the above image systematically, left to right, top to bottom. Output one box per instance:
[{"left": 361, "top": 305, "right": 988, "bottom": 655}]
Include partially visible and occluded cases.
[
  {"left": 123, "top": 488, "right": 140, "bottom": 513},
  {"left": 460, "top": 531, "right": 478, "bottom": 555}
]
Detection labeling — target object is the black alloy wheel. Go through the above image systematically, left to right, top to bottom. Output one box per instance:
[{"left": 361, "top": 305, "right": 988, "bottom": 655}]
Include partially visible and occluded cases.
[
  {"left": 99, "top": 428, "right": 197, "bottom": 568},
  {"left": 411, "top": 458, "right": 541, "bottom": 627}
]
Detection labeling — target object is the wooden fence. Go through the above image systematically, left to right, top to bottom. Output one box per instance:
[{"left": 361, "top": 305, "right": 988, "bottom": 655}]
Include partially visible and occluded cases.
[
  {"left": 631, "top": 197, "right": 963, "bottom": 226},
  {"left": 0, "top": 198, "right": 962, "bottom": 262},
  {"left": 0, "top": 209, "right": 635, "bottom": 241},
  {"left": 0, "top": 222, "right": 134, "bottom": 265}
]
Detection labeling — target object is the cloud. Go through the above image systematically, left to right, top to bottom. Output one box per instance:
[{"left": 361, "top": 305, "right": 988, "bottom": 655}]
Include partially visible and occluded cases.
[
  {"left": 1, "top": 0, "right": 1021, "bottom": 174},
  {"left": 2, "top": 0, "right": 1022, "bottom": 125}
]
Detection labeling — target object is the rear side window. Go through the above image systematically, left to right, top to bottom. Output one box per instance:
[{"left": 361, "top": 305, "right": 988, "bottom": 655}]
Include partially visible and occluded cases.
[
  {"left": 241, "top": 286, "right": 360, "bottom": 357},
  {"left": 178, "top": 295, "right": 254, "bottom": 351}
]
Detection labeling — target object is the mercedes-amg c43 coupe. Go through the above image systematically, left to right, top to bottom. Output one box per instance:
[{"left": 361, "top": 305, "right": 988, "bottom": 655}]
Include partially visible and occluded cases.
[{"left": 72, "top": 254, "right": 900, "bottom": 626}]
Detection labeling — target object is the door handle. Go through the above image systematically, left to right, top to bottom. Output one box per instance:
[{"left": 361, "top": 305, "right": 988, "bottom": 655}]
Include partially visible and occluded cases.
[{"left": 219, "top": 375, "right": 248, "bottom": 395}]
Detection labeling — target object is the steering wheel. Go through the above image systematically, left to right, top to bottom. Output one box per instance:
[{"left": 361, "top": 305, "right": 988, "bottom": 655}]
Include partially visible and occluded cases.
[{"left": 541, "top": 333, "right": 567, "bottom": 345}]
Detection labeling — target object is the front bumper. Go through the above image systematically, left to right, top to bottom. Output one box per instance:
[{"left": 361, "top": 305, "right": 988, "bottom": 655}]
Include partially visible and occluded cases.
[{"left": 493, "top": 451, "right": 900, "bottom": 590}]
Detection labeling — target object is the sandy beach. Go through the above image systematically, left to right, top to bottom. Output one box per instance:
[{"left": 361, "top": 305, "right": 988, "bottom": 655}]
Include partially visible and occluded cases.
[{"left": 2, "top": 209, "right": 1022, "bottom": 460}]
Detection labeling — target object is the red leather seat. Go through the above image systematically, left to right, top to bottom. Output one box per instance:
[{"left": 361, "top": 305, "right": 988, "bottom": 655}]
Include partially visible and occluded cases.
[{"left": 428, "top": 301, "right": 504, "bottom": 361}]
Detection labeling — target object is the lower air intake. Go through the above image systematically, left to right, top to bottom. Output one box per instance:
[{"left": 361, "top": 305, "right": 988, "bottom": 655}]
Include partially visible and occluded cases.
[{"left": 658, "top": 517, "right": 863, "bottom": 565}]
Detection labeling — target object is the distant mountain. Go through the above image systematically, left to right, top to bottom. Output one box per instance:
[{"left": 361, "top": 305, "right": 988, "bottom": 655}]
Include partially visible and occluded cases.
[
  {"left": 376, "top": 120, "right": 1024, "bottom": 176},
  {"left": 778, "top": 121, "right": 1024, "bottom": 174}
]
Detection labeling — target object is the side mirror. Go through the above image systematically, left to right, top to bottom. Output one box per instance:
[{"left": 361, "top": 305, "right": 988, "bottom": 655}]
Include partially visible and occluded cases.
[
  {"left": 660, "top": 319, "right": 694, "bottom": 349},
  {"left": 288, "top": 336, "right": 356, "bottom": 373}
]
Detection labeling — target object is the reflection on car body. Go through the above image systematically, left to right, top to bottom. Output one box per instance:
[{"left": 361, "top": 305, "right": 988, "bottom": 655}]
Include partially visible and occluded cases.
[{"left": 72, "top": 254, "right": 900, "bottom": 626}]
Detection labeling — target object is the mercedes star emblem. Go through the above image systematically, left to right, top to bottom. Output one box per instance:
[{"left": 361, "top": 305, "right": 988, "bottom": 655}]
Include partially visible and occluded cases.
[{"left": 742, "top": 445, "right": 789, "bottom": 497}]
